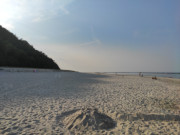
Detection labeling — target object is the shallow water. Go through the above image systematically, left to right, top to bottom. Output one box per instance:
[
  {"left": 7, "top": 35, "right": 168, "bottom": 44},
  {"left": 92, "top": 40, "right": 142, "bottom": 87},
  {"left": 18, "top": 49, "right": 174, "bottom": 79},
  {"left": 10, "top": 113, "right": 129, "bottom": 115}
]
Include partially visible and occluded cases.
[{"left": 106, "top": 72, "right": 180, "bottom": 79}]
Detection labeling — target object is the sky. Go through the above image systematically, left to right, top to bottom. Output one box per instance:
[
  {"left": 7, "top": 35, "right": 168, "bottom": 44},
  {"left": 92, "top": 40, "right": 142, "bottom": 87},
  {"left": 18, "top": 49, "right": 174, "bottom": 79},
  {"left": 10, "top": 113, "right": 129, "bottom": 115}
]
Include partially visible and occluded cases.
[{"left": 0, "top": 0, "right": 180, "bottom": 72}]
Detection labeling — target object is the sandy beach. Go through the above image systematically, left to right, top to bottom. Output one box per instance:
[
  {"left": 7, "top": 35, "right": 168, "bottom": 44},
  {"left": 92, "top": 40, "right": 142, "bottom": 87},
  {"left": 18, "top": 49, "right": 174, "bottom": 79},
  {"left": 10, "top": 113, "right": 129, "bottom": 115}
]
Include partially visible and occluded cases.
[{"left": 0, "top": 71, "right": 179, "bottom": 135}]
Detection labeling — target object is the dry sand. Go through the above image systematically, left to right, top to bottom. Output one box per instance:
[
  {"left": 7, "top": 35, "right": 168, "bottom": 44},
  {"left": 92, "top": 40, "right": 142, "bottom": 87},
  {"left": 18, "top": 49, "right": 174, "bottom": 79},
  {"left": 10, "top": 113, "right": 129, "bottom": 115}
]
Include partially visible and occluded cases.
[{"left": 0, "top": 70, "right": 179, "bottom": 135}]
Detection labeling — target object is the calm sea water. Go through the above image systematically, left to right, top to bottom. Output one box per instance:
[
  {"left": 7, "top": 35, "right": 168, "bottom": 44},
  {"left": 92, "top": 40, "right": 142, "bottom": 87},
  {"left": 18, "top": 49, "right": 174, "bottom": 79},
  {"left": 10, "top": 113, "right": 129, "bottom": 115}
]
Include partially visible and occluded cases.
[{"left": 106, "top": 72, "right": 180, "bottom": 79}]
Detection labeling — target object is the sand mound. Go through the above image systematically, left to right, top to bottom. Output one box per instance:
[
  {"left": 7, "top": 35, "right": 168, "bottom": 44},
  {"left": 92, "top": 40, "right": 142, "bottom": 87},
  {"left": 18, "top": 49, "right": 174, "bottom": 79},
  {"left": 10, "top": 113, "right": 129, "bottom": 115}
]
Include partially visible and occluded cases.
[{"left": 63, "top": 108, "right": 116, "bottom": 131}]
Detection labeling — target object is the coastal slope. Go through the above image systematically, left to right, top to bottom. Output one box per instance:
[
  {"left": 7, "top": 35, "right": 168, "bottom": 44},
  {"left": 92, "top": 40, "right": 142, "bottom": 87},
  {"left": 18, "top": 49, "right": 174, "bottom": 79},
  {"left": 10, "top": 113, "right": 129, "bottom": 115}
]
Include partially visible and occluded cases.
[{"left": 0, "top": 25, "right": 60, "bottom": 69}]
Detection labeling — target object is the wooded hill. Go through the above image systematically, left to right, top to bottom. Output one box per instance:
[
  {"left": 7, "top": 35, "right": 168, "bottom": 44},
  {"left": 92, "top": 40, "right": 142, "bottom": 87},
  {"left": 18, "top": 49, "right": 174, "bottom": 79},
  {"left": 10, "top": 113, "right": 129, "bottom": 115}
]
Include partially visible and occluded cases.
[{"left": 0, "top": 25, "right": 60, "bottom": 70}]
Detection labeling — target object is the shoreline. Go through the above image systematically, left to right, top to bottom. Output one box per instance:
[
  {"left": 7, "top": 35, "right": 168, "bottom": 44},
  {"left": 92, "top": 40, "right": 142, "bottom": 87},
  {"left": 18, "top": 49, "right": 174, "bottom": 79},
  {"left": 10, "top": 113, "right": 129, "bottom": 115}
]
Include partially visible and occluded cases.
[
  {"left": 1, "top": 67, "right": 179, "bottom": 79},
  {"left": 93, "top": 72, "right": 180, "bottom": 80},
  {"left": 94, "top": 72, "right": 180, "bottom": 80}
]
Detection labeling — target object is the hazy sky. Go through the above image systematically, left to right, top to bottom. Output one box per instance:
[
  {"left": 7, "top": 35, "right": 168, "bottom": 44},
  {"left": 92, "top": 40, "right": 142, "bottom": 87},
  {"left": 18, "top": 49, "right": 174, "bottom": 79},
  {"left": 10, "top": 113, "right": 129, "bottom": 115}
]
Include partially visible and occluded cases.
[{"left": 0, "top": 0, "right": 180, "bottom": 72}]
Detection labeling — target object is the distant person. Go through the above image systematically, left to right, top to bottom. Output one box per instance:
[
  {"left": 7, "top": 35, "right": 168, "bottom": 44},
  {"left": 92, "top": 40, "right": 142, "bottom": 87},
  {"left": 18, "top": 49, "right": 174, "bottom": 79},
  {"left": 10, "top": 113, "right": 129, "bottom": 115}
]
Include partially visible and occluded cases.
[{"left": 139, "top": 72, "right": 143, "bottom": 77}]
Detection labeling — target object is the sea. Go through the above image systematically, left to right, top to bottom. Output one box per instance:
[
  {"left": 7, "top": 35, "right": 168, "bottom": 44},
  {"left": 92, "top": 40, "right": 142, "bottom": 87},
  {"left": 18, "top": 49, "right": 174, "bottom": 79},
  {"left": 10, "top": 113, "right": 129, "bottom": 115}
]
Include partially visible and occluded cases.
[{"left": 105, "top": 72, "right": 180, "bottom": 79}]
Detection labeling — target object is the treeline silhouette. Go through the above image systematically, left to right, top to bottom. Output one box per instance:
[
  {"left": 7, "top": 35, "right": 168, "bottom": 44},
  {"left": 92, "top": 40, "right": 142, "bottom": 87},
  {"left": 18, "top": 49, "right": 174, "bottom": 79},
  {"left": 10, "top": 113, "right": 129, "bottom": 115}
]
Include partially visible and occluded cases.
[{"left": 0, "top": 25, "right": 60, "bottom": 70}]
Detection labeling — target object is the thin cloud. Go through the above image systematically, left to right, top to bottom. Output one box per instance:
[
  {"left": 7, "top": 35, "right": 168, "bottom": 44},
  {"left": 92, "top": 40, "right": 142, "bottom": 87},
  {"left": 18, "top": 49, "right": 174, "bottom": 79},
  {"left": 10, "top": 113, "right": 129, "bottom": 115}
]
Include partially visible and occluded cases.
[
  {"left": 0, "top": 0, "right": 74, "bottom": 29},
  {"left": 0, "top": 0, "right": 21, "bottom": 29},
  {"left": 59, "top": 6, "right": 70, "bottom": 15},
  {"left": 76, "top": 25, "right": 103, "bottom": 47},
  {"left": 78, "top": 39, "right": 102, "bottom": 47}
]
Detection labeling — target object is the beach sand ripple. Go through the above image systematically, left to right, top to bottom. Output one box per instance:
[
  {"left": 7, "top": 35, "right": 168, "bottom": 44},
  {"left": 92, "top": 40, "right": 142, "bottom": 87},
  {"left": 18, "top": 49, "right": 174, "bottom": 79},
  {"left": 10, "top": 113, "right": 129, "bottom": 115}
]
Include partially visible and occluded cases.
[{"left": 0, "top": 71, "right": 179, "bottom": 134}]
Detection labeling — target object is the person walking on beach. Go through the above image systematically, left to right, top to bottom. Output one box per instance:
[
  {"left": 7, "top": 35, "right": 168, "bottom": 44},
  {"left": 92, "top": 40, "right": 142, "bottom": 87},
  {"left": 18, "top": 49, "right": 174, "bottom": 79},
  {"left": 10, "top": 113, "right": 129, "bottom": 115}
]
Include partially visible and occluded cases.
[{"left": 139, "top": 72, "right": 143, "bottom": 77}]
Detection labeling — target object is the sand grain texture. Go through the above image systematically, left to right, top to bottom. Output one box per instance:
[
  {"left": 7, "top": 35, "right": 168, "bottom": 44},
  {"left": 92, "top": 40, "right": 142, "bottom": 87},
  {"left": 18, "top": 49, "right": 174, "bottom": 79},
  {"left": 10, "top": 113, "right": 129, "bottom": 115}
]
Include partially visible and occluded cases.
[{"left": 0, "top": 71, "right": 179, "bottom": 134}]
